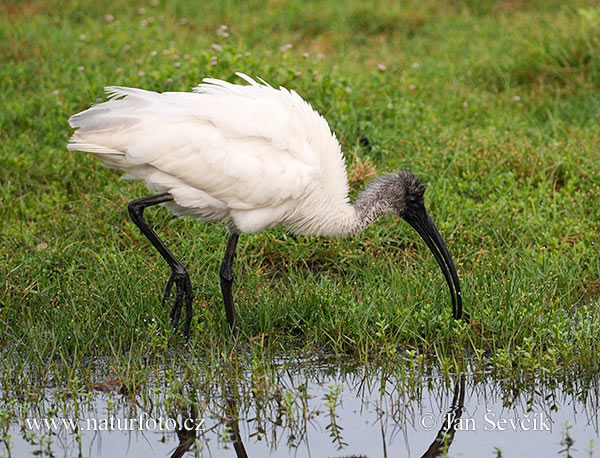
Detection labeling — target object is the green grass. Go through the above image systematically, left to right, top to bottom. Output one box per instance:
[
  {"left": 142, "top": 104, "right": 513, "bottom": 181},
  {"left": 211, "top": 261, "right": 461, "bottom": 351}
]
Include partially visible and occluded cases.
[{"left": 1, "top": 0, "right": 600, "bottom": 393}]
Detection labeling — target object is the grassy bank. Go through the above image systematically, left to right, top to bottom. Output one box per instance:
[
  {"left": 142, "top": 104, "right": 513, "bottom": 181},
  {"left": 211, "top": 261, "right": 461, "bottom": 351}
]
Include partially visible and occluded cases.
[{"left": 1, "top": 0, "right": 600, "bottom": 391}]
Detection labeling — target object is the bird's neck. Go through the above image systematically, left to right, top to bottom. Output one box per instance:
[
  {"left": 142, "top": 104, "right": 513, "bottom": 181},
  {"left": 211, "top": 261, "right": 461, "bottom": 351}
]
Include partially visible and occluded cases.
[
  {"left": 287, "top": 176, "right": 394, "bottom": 237},
  {"left": 312, "top": 176, "right": 395, "bottom": 237},
  {"left": 347, "top": 189, "right": 393, "bottom": 235},
  {"left": 287, "top": 191, "right": 390, "bottom": 237}
]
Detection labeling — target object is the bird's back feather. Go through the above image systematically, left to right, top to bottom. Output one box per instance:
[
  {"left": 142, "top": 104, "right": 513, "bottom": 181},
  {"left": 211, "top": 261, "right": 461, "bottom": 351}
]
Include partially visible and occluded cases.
[{"left": 68, "top": 73, "right": 352, "bottom": 234}]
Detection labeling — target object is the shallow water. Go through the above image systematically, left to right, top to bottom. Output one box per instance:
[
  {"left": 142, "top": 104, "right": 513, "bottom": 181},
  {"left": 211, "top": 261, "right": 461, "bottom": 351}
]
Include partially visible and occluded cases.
[{"left": 3, "top": 364, "right": 599, "bottom": 457}]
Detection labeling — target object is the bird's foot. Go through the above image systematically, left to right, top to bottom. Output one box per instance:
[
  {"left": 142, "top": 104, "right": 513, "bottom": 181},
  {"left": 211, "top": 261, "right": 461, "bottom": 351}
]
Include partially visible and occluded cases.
[{"left": 162, "top": 269, "right": 194, "bottom": 338}]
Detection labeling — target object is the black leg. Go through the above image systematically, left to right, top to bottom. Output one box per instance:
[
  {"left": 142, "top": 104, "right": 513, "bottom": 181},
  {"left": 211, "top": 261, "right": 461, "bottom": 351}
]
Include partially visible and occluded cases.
[
  {"left": 128, "top": 193, "right": 194, "bottom": 337},
  {"left": 220, "top": 231, "right": 240, "bottom": 334}
]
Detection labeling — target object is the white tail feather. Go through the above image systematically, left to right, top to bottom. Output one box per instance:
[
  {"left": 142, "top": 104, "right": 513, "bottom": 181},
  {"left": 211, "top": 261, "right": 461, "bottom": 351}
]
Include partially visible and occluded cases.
[{"left": 66, "top": 142, "right": 123, "bottom": 155}]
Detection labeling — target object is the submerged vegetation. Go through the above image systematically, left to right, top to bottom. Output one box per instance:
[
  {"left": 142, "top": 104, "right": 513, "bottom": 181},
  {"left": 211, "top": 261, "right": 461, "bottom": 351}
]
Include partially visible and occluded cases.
[{"left": 1, "top": 0, "right": 600, "bottom": 424}]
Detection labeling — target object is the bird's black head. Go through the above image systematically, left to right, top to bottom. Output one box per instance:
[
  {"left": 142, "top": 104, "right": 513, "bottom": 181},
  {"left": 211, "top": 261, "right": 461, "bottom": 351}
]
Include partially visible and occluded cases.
[
  {"left": 392, "top": 170, "right": 464, "bottom": 320},
  {"left": 392, "top": 170, "right": 426, "bottom": 218}
]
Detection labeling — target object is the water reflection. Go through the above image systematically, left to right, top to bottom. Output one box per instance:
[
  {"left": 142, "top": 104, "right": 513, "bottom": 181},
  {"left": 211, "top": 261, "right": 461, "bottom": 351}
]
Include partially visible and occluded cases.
[
  {"left": 3, "top": 363, "right": 599, "bottom": 457},
  {"left": 170, "top": 372, "right": 469, "bottom": 458},
  {"left": 421, "top": 373, "right": 465, "bottom": 457},
  {"left": 224, "top": 394, "right": 249, "bottom": 458},
  {"left": 170, "top": 403, "right": 200, "bottom": 458}
]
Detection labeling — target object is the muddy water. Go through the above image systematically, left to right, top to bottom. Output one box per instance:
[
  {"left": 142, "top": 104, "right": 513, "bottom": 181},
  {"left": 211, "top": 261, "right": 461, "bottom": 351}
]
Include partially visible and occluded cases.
[{"left": 3, "top": 364, "right": 599, "bottom": 457}]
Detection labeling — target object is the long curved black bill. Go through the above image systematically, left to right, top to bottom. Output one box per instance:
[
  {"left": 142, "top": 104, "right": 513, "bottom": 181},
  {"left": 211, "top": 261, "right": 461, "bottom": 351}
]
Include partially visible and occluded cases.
[{"left": 404, "top": 208, "right": 463, "bottom": 320}]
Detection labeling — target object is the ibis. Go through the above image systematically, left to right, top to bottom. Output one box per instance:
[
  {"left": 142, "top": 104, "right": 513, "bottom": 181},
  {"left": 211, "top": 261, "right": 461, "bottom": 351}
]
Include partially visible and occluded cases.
[{"left": 68, "top": 73, "right": 463, "bottom": 336}]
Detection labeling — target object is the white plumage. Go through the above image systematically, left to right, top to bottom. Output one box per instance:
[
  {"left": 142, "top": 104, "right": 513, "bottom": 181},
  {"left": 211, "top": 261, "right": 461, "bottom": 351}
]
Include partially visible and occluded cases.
[
  {"left": 68, "top": 73, "right": 354, "bottom": 236},
  {"left": 68, "top": 73, "right": 463, "bottom": 335}
]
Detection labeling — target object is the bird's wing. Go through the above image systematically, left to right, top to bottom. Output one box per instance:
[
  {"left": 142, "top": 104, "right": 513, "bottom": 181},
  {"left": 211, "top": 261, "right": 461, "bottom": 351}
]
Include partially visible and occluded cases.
[{"left": 68, "top": 75, "right": 347, "bottom": 213}]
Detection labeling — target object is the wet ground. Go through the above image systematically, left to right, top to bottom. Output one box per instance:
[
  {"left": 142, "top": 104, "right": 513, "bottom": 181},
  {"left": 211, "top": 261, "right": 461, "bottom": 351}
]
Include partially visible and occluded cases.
[{"left": 3, "top": 363, "right": 599, "bottom": 457}]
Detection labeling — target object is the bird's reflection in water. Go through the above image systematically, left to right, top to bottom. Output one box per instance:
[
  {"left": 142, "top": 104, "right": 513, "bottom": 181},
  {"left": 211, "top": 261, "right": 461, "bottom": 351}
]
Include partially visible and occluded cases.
[
  {"left": 168, "top": 373, "right": 467, "bottom": 458},
  {"left": 421, "top": 373, "right": 466, "bottom": 458},
  {"left": 168, "top": 378, "right": 248, "bottom": 458},
  {"left": 225, "top": 394, "right": 249, "bottom": 458},
  {"left": 168, "top": 403, "right": 198, "bottom": 458}
]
